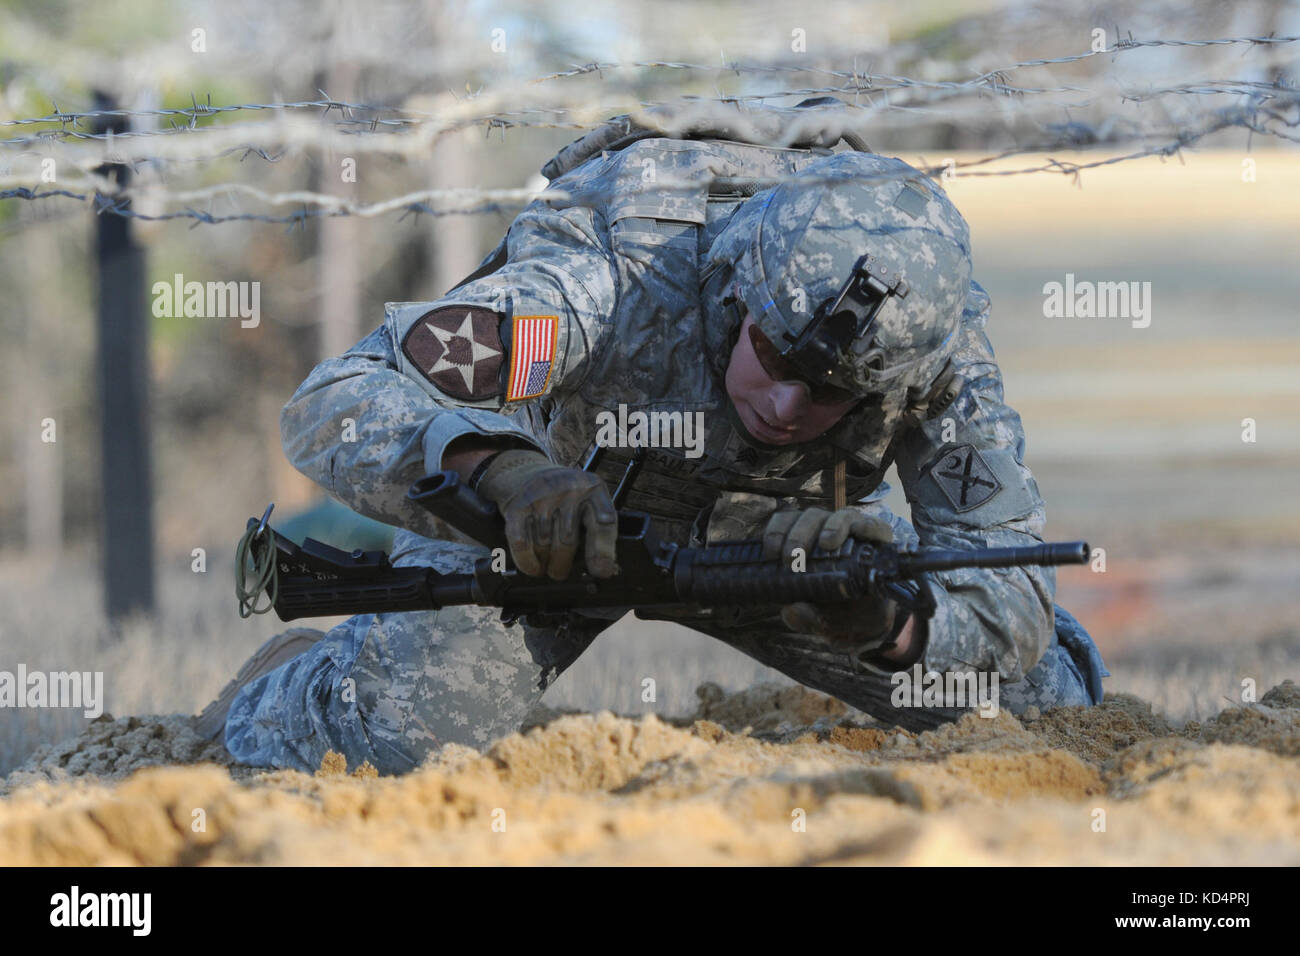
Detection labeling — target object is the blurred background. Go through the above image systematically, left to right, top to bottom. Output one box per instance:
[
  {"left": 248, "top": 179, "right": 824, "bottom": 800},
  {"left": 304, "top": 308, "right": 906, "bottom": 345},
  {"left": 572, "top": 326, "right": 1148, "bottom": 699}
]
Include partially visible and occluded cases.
[{"left": 2, "top": 0, "right": 1298, "bottom": 774}]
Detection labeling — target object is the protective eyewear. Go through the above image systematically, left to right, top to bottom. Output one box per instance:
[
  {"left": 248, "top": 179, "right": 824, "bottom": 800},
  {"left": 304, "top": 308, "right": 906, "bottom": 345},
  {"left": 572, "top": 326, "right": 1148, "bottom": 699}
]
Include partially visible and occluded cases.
[{"left": 747, "top": 324, "right": 859, "bottom": 405}]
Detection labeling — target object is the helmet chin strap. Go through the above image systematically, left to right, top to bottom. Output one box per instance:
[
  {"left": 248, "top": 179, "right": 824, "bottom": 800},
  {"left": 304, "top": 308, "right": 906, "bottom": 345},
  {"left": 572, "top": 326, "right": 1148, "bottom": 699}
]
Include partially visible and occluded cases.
[
  {"left": 699, "top": 262, "right": 746, "bottom": 386},
  {"left": 721, "top": 279, "right": 746, "bottom": 334}
]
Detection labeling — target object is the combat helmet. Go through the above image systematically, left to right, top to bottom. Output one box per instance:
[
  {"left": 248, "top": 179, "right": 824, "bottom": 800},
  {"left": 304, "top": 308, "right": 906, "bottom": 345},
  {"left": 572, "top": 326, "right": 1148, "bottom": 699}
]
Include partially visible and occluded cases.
[{"left": 704, "top": 151, "right": 973, "bottom": 401}]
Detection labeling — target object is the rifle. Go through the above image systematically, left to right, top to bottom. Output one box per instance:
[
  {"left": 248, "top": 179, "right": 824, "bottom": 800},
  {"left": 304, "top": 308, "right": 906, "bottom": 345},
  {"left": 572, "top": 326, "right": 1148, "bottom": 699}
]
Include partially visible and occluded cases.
[{"left": 235, "top": 457, "right": 1090, "bottom": 627}]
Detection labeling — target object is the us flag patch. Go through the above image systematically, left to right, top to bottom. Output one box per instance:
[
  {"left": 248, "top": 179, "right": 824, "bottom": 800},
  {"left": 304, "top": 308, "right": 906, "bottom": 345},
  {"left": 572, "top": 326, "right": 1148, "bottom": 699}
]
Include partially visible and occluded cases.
[{"left": 506, "top": 315, "right": 558, "bottom": 401}]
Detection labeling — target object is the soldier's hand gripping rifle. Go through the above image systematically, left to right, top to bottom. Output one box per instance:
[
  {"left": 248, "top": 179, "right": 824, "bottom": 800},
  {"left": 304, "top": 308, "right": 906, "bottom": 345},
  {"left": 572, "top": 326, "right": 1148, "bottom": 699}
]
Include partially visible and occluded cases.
[{"left": 235, "top": 456, "right": 1090, "bottom": 627}]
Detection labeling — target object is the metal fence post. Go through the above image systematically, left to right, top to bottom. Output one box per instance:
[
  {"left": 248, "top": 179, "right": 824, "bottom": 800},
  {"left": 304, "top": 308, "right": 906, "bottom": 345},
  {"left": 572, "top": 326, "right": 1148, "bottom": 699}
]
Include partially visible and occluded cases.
[{"left": 91, "top": 89, "right": 155, "bottom": 622}]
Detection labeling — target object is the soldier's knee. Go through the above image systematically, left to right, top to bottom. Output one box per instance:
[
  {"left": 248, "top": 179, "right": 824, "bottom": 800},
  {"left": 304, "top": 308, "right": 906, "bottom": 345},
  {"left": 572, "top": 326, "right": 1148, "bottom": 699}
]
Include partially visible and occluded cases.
[
  {"left": 222, "top": 614, "right": 402, "bottom": 772},
  {"left": 223, "top": 662, "right": 322, "bottom": 772}
]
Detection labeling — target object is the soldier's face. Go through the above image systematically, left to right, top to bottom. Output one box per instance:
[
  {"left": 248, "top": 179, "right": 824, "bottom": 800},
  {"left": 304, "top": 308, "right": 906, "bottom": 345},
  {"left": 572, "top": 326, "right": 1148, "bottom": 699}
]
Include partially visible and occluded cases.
[{"left": 724, "top": 314, "right": 861, "bottom": 445}]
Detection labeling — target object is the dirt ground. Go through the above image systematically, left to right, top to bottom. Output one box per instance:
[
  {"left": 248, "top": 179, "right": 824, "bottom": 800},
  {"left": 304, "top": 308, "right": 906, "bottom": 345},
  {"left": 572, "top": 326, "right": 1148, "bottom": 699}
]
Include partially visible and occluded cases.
[{"left": 2, "top": 679, "right": 1296, "bottom": 866}]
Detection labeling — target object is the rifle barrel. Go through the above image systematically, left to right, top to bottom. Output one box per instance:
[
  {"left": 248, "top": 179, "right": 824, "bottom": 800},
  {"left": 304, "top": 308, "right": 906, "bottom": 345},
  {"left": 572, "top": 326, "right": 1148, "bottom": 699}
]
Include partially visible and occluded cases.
[{"left": 900, "top": 541, "right": 1089, "bottom": 575}]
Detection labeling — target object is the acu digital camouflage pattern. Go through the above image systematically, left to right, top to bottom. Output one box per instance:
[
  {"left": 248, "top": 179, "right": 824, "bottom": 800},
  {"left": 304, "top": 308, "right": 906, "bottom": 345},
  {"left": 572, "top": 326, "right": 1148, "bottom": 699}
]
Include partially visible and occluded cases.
[{"left": 225, "top": 107, "right": 1108, "bottom": 774}]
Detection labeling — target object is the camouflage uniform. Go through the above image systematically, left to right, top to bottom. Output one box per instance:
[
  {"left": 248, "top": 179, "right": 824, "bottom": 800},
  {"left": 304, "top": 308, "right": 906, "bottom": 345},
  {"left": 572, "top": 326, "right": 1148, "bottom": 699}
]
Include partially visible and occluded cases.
[{"left": 226, "top": 128, "right": 1108, "bottom": 775}]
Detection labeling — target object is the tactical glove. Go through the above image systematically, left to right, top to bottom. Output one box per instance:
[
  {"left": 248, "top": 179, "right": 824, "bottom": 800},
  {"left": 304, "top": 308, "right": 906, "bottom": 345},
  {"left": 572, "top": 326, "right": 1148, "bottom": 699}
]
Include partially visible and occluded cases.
[
  {"left": 473, "top": 449, "right": 619, "bottom": 580},
  {"left": 761, "top": 506, "right": 902, "bottom": 652}
]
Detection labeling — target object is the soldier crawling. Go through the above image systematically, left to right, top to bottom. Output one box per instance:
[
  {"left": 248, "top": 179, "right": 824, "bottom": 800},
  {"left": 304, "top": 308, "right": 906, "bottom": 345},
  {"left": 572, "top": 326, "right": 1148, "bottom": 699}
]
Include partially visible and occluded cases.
[{"left": 199, "top": 103, "right": 1109, "bottom": 774}]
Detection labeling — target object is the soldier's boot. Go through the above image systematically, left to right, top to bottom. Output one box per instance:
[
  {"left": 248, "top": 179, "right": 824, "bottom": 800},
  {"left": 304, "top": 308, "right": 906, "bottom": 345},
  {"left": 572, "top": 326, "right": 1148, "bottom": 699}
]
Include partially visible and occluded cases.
[{"left": 194, "top": 627, "right": 327, "bottom": 740}]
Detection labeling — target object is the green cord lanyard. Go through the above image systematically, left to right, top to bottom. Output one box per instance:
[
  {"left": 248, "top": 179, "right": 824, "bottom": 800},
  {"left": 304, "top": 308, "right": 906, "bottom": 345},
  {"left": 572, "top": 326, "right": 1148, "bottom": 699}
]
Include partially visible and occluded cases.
[{"left": 235, "top": 504, "right": 279, "bottom": 618}]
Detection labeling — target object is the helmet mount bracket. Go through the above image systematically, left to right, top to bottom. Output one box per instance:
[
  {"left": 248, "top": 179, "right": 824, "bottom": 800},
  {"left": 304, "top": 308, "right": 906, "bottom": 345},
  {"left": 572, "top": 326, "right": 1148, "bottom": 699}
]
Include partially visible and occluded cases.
[{"left": 779, "top": 252, "right": 909, "bottom": 386}]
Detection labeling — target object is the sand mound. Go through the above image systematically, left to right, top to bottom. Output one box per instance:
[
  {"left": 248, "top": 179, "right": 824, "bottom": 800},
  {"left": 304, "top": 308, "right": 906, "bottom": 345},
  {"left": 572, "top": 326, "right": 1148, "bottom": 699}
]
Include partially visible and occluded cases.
[
  {"left": 1261, "top": 679, "right": 1300, "bottom": 709},
  {"left": 2, "top": 681, "right": 1297, "bottom": 865},
  {"left": 688, "top": 681, "right": 854, "bottom": 734},
  {"left": 1022, "top": 693, "right": 1177, "bottom": 765},
  {"left": 1188, "top": 702, "right": 1300, "bottom": 757},
  {"left": 1, "top": 714, "right": 250, "bottom": 796}
]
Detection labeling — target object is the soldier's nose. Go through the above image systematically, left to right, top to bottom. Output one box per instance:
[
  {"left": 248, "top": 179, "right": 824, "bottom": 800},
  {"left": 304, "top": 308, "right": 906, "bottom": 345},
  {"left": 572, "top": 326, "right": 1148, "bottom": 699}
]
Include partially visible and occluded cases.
[{"left": 770, "top": 382, "right": 810, "bottom": 422}]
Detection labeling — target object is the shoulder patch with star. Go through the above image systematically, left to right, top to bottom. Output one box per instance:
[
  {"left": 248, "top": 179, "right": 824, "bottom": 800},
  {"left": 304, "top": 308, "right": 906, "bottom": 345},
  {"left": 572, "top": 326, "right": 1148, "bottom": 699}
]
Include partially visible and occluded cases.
[{"left": 401, "top": 305, "right": 505, "bottom": 401}]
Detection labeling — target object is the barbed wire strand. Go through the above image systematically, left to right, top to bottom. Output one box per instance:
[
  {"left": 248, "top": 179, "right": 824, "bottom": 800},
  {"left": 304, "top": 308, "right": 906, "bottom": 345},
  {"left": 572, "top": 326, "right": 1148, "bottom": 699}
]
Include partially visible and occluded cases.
[
  {"left": 0, "top": 31, "right": 1296, "bottom": 226},
  {"left": 5, "top": 32, "right": 1298, "bottom": 151}
]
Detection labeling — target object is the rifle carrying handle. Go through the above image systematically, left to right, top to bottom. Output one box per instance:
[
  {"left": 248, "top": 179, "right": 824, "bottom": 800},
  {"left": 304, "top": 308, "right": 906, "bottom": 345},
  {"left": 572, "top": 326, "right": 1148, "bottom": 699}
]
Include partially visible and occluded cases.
[{"left": 408, "top": 471, "right": 510, "bottom": 552}]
